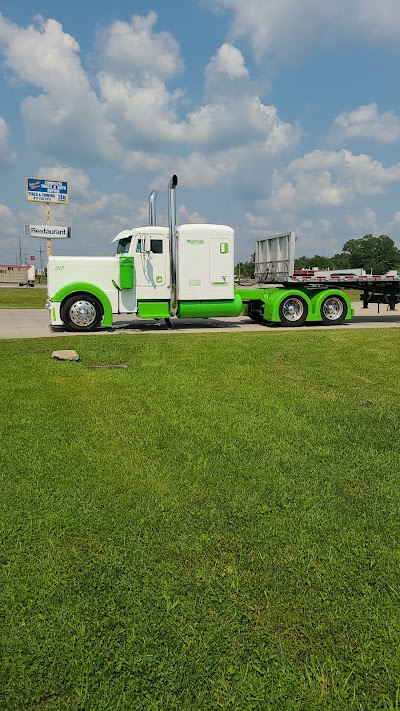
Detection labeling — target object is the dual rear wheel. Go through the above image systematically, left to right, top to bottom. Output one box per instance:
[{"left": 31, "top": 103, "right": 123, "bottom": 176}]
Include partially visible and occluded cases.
[
  {"left": 278, "top": 294, "right": 347, "bottom": 327},
  {"left": 320, "top": 295, "right": 347, "bottom": 325}
]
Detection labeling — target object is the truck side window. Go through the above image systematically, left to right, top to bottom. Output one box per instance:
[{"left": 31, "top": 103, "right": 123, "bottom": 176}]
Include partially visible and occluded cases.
[
  {"left": 117, "top": 237, "right": 132, "bottom": 254},
  {"left": 136, "top": 239, "right": 143, "bottom": 253},
  {"left": 150, "top": 239, "right": 163, "bottom": 254}
]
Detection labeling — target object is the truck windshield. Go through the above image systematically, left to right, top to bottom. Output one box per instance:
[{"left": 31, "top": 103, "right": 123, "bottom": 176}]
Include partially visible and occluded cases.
[{"left": 117, "top": 237, "right": 132, "bottom": 254}]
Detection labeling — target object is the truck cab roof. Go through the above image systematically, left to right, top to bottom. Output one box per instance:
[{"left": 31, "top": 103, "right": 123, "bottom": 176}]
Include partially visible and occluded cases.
[{"left": 111, "top": 226, "right": 169, "bottom": 244}]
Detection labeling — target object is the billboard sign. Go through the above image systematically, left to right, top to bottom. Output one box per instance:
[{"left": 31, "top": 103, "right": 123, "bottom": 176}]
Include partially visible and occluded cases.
[
  {"left": 26, "top": 178, "right": 68, "bottom": 204},
  {"left": 25, "top": 225, "right": 71, "bottom": 239}
]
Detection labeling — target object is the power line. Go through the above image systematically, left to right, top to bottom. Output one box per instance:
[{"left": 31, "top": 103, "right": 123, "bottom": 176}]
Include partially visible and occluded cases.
[
  {"left": 0, "top": 242, "right": 16, "bottom": 256},
  {"left": 0, "top": 251, "right": 14, "bottom": 262}
]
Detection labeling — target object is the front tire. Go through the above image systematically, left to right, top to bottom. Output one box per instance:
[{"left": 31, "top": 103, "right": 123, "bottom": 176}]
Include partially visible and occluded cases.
[
  {"left": 61, "top": 294, "right": 103, "bottom": 332},
  {"left": 320, "top": 295, "right": 347, "bottom": 325},
  {"left": 278, "top": 296, "right": 308, "bottom": 326}
]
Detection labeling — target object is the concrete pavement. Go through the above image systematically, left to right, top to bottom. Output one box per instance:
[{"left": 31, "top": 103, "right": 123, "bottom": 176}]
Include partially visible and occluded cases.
[{"left": 0, "top": 302, "right": 400, "bottom": 339}]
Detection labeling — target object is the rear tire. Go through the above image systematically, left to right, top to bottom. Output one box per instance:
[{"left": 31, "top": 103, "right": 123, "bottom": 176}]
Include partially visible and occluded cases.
[
  {"left": 61, "top": 294, "right": 103, "bottom": 332},
  {"left": 320, "top": 295, "right": 347, "bottom": 325},
  {"left": 278, "top": 296, "right": 308, "bottom": 326}
]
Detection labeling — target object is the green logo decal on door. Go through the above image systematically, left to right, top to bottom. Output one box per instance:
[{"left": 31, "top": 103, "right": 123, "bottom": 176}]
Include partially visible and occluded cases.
[{"left": 220, "top": 242, "right": 229, "bottom": 254}]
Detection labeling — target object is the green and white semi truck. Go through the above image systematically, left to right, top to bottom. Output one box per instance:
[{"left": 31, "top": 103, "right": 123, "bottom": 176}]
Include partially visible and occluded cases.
[{"left": 47, "top": 175, "right": 399, "bottom": 330}]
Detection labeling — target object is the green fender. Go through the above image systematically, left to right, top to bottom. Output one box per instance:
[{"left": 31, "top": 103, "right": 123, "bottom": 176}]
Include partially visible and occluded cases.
[
  {"left": 50, "top": 282, "right": 113, "bottom": 327},
  {"left": 261, "top": 288, "right": 313, "bottom": 322},
  {"left": 306, "top": 289, "right": 353, "bottom": 322}
]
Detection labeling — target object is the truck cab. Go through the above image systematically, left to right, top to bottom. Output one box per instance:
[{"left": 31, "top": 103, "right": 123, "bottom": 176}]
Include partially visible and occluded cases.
[{"left": 47, "top": 174, "right": 244, "bottom": 331}]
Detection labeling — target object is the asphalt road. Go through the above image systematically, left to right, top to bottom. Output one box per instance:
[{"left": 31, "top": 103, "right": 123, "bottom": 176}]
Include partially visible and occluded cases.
[{"left": 0, "top": 302, "right": 399, "bottom": 339}]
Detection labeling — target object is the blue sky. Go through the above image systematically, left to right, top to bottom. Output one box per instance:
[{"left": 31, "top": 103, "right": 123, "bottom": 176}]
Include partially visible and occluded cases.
[{"left": 1, "top": 0, "right": 400, "bottom": 264}]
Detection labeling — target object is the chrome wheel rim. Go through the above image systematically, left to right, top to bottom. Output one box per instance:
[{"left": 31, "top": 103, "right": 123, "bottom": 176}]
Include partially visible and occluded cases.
[
  {"left": 322, "top": 297, "right": 344, "bottom": 321},
  {"left": 282, "top": 298, "right": 304, "bottom": 322},
  {"left": 69, "top": 300, "right": 97, "bottom": 327}
]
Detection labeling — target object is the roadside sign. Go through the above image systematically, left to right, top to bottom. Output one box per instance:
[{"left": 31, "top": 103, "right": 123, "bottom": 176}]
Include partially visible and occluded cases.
[
  {"left": 26, "top": 178, "right": 68, "bottom": 204},
  {"left": 24, "top": 224, "right": 71, "bottom": 239}
]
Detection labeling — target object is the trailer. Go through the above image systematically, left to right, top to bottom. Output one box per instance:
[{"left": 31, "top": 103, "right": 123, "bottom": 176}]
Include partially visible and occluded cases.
[
  {"left": 46, "top": 176, "right": 398, "bottom": 330},
  {"left": 249, "top": 232, "right": 399, "bottom": 325},
  {"left": 0, "top": 264, "right": 35, "bottom": 287}
]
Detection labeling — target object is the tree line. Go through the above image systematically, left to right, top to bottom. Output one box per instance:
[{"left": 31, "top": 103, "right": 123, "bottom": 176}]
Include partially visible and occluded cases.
[{"left": 235, "top": 234, "right": 400, "bottom": 278}]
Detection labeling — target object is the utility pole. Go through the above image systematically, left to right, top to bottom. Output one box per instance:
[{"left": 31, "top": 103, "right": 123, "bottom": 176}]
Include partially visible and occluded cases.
[{"left": 18, "top": 235, "right": 22, "bottom": 265}]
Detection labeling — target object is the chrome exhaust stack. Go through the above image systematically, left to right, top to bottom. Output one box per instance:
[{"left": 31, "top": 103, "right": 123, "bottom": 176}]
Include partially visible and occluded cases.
[
  {"left": 168, "top": 174, "right": 178, "bottom": 316},
  {"left": 149, "top": 190, "right": 157, "bottom": 226}
]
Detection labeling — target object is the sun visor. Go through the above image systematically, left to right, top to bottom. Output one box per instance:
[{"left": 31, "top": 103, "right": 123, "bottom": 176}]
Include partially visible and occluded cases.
[{"left": 111, "top": 229, "right": 133, "bottom": 244}]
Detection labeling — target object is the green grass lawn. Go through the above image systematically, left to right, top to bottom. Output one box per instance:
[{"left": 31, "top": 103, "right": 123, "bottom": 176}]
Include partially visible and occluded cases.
[
  {"left": 0, "top": 287, "right": 47, "bottom": 309},
  {"left": 341, "top": 288, "right": 363, "bottom": 303},
  {"left": 1, "top": 330, "right": 399, "bottom": 710}
]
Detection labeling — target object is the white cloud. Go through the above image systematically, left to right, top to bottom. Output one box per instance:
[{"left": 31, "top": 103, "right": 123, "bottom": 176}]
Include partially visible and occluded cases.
[
  {"left": 212, "top": 0, "right": 400, "bottom": 61},
  {"left": 355, "top": 0, "right": 400, "bottom": 44},
  {"left": 0, "top": 10, "right": 300, "bottom": 192},
  {"left": 99, "top": 12, "right": 184, "bottom": 81},
  {"left": 0, "top": 13, "right": 118, "bottom": 163},
  {"left": 99, "top": 42, "right": 299, "bottom": 155},
  {"left": 210, "top": 43, "right": 249, "bottom": 79},
  {"left": 98, "top": 71, "right": 185, "bottom": 146},
  {"left": 182, "top": 97, "right": 300, "bottom": 151},
  {"left": 333, "top": 103, "right": 400, "bottom": 143},
  {"left": 0, "top": 117, "right": 16, "bottom": 166},
  {"left": 151, "top": 129, "right": 299, "bottom": 194},
  {"left": 241, "top": 148, "right": 400, "bottom": 257},
  {"left": 282, "top": 150, "right": 400, "bottom": 207},
  {"left": 153, "top": 153, "right": 226, "bottom": 190},
  {"left": 37, "top": 164, "right": 132, "bottom": 220},
  {"left": 38, "top": 164, "right": 91, "bottom": 200},
  {"left": 315, "top": 186, "right": 350, "bottom": 207},
  {"left": 0, "top": 203, "right": 19, "bottom": 260},
  {"left": 0, "top": 204, "right": 14, "bottom": 220},
  {"left": 178, "top": 205, "right": 208, "bottom": 224},
  {"left": 345, "top": 207, "right": 377, "bottom": 232}
]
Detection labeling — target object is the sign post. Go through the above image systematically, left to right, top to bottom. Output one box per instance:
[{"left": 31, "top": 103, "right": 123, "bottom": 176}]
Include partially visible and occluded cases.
[
  {"left": 26, "top": 178, "right": 69, "bottom": 258},
  {"left": 46, "top": 203, "right": 51, "bottom": 257}
]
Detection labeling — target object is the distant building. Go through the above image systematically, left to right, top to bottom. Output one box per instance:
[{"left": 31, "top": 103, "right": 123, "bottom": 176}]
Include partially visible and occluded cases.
[{"left": 0, "top": 264, "right": 35, "bottom": 285}]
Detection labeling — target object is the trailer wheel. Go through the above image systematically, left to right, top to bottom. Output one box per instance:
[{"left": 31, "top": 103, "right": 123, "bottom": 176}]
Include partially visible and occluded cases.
[
  {"left": 61, "top": 294, "right": 103, "bottom": 332},
  {"left": 320, "top": 295, "right": 347, "bottom": 325},
  {"left": 279, "top": 296, "right": 308, "bottom": 326}
]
